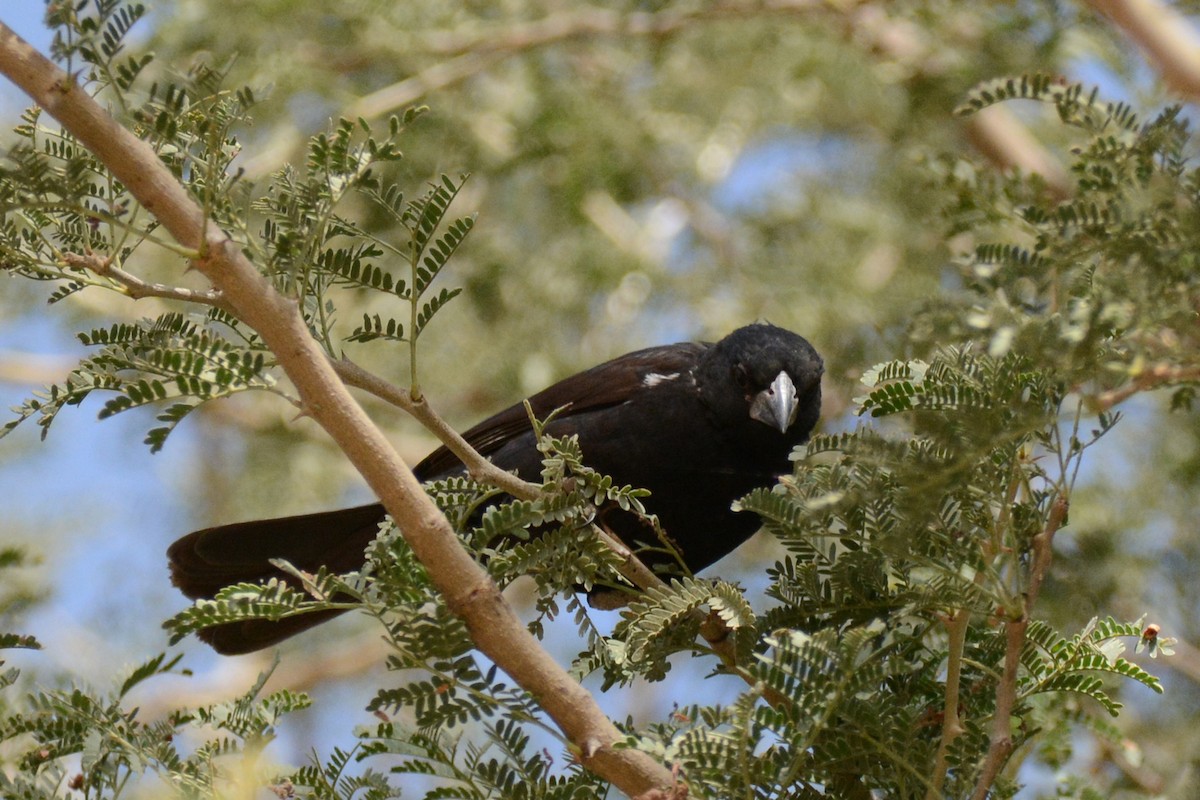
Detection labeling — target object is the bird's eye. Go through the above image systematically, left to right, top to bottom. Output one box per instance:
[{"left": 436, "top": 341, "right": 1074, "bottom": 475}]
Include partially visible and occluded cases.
[{"left": 733, "top": 363, "right": 751, "bottom": 390}]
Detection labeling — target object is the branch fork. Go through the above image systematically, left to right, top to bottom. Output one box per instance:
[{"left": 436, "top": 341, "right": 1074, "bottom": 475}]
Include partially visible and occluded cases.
[{"left": 0, "top": 22, "right": 674, "bottom": 797}]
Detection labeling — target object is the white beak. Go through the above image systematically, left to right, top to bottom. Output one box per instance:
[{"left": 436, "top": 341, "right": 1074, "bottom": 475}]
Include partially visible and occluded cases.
[{"left": 749, "top": 370, "right": 799, "bottom": 433}]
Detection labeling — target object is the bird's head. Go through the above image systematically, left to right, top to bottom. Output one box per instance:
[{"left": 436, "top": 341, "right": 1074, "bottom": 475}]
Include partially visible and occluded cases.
[{"left": 696, "top": 323, "right": 823, "bottom": 449}]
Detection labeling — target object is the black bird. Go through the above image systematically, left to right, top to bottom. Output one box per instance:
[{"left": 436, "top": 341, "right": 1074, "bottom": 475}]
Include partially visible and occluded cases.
[{"left": 168, "top": 323, "right": 823, "bottom": 654}]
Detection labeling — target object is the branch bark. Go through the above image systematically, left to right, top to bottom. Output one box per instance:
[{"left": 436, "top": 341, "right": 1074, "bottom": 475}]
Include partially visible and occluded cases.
[
  {"left": 242, "top": 0, "right": 848, "bottom": 178},
  {"left": 242, "top": 0, "right": 1071, "bottom": 208},
  {"left": 1087, "top": 0, "right": 1200, "bottom": 100},
  {"left": 845, "top": 6, "right": 1071, "bottom": 198},
  {"left": 0, "top": 23, "right": 674, "bottom": 798},
  {"left": 963, "top": 107, "right": 1071, "bottom": 201},
  {"left": 63, "top": 250, "right": 230, "bottom": 308},
  {"left": 332, "top": 356, "right": 543, "bottom": 500},
  {"left": 335, "top": 356, "right": 759, "bottom": 680},
  {"left": 1092, "top": 363, "right": 1200, "bottom": 411},
  {"left": 970, "top": 494, "right": 1067, "bottom": 799},
  {"left": 926, "top": 608, "right": 971, "bottom": 800}
]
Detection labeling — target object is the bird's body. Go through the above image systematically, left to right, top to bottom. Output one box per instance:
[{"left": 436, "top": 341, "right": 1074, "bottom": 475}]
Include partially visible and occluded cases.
[{"left": 168, "top": 324, "right": 823, "bottom": 653}]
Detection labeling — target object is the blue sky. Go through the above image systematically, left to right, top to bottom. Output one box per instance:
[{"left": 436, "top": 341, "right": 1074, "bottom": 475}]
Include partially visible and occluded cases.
[{"left": 0, "top": 5, "right": 210, "bottom": 672}]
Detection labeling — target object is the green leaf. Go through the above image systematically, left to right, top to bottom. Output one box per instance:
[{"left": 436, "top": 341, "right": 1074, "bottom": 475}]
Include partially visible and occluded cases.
[
  {"left": 348, "top": 313, "right": 407, "bottom": 344},
  {"left": 0, "top": 633, "right": 41, "bottom": 650}
]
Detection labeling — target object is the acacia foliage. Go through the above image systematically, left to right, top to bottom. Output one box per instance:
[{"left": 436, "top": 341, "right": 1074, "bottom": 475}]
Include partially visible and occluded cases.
[{"left": 1, "top": 3, "right": 1198, "bottom": 799}]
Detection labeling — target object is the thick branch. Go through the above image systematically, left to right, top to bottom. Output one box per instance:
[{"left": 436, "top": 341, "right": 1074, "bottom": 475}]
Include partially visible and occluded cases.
[
  {"left": 1087, "top": 0, "right": 1200, "bottom": 100},
  {"left": 0, "top": 24, "right": 673, "bottom": 798},
  {"left": 963, "top": 107, "right": 1072, "bottom": 201}
]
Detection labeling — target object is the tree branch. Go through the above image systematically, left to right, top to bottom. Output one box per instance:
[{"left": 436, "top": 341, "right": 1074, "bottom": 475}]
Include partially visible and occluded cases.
[
  {"left": 241, "top": 0, "right": 845, "bottom": 178},
  {"left": 244, "top": 0, "right": 1069, "bottom": 210},
  {"left": 354, "top": 0, "right": 834, "bottom": 120},
  {"left": 421, "top": 0, "right": 832, "bottom": 57},
  {"left": 1087, "top": 0, "right": 1200, "bottom": 100},
  {"left": 845, "top": 6, "right": 1071, "bottom": 198},
  {"left": 0, "top": 24, "right": 674, "bottom": 798},
  {"left": 962, "top": 107, "right": 1072, "bottom": 201},
  {"left": 62, "top": 250, "right": 230, "bottom": 308},
  {"left": 0, "top": 350, "right": 77, "bottom": 385},
  {"left": 332, "top": 356, "right": 542, "bottom": 501},
  {"left": 336, "top": 356, "right": 748, "bottom": 677},
  {"left": 1092, "top": 363, "right": 1200, "bottom": 411},
  {"left": 970, "top": 494, "right": 1067, "bottom": 799},
  {"left": 927, "top": 608, "right": 971, "bottom": 800},
  {"left": 970, "top": 611, "right": 1025, "bottom": 799}
]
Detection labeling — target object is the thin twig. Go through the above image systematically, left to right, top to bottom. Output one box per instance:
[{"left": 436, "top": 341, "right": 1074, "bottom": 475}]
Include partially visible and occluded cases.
[
  {"left": 241, "top": 0, "right": 843, "bottom": 179},
  {"left": 349, "top": 51, "right": 508, "bottom": 123},
  {"left": 62, "top": 250, "right": 229, "bottom": 309},
  {"left": 335, "top": 355, "right": 751, "bottom": 677},
  {"left": 332, "top": 356, "right": 541, "bottom": 500},
  {"left": 1092, "top": 363, "right": 1200, "bottom": 411},
  {"left": 970, "top": 495, "right": 1067, "bottom": 799},
  {"left": 927, "top": 608, "right": 971, "bottom": 800},
  {"left": 970, "top": 612, "right": 1026, "bottom": 799},
  {"left": 1094, "top": 738, "right": 1166, "bottom": 795}
]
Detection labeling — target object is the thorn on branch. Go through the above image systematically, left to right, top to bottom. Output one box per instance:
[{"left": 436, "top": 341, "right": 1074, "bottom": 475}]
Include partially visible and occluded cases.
[{"left": 580, "top": 736, "right": 603, "bottom": 760}]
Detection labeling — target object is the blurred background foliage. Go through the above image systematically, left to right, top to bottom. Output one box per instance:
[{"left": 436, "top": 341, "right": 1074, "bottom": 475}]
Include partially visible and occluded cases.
[
  {"left": 2, "top": 0, "right": 1200, "bottom": 796},
  {"left": 129, "top": 0, "right": 1144, "bottom": 522}
]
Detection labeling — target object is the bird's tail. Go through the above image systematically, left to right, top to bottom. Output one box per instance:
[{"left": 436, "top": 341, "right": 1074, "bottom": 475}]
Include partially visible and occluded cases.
[{"left": 166, "top": 502, "right": 386, "bottom": 654}]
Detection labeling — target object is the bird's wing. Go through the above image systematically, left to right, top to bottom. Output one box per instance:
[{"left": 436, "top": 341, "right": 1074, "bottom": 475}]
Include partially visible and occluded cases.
[{"left": 414, "top": 341, "right": 707, "bottom": 479}]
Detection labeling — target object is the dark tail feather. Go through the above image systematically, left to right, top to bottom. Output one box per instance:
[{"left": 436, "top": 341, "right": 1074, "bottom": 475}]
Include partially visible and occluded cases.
[
  {"left": 167, "top": 503, "right": 387, "bottom": 654},
  {"left": 194, "top": 609, "right": 351, "bottom": 655}
]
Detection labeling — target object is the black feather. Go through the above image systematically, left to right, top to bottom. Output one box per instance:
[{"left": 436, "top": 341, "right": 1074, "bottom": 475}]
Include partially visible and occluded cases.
[{"left": 167, "top": 323, "right": 823, "bottom": 653}]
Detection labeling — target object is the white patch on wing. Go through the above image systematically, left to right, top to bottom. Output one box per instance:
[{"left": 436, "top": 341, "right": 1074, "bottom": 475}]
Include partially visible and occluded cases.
[{"left": 643, "top": 371, "right": 680, "bottom": 387}]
